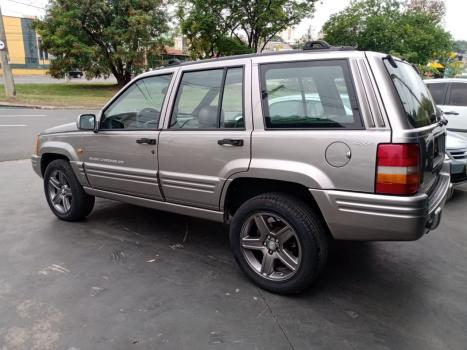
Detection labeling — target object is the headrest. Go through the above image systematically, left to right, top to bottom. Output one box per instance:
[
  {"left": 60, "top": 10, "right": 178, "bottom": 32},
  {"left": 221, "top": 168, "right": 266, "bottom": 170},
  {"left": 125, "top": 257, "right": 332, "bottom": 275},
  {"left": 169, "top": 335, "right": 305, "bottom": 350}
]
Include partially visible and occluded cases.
[{"left": 198, "top": 106, "right": 220, "bottom": 128}]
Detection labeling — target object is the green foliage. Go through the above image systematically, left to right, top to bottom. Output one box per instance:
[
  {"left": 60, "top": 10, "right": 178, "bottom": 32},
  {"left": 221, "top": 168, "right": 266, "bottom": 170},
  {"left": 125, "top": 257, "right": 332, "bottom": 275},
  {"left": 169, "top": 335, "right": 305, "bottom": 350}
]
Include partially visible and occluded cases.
[
  {"left": 35, "top": 0, "right": 171, "bottom": 86},
  {"left": 177, "top": 0, "right": 251, "bottom": 59},
  {"left": 178, "top": 0, "right": 318, "bottom": 58},
  {"left": 322, "top": 0, "right": 453, "bottom": 65},
  {"left": 407, "top": 0, "right": 446, "bottom": 24},
  {"left": 453, "top": 40, "right": 467, "bottom": 53},
  {"left": 0, "top": 84, "right": 118, "bottom": 108}
]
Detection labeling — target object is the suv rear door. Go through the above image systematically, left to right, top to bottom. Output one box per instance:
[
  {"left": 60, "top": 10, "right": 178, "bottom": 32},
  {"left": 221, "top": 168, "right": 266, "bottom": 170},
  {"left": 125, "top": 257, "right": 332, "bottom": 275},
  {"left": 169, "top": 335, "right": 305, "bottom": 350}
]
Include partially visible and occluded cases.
[{"left": 158, "top": 59, "right": 252, "bottom": 210}]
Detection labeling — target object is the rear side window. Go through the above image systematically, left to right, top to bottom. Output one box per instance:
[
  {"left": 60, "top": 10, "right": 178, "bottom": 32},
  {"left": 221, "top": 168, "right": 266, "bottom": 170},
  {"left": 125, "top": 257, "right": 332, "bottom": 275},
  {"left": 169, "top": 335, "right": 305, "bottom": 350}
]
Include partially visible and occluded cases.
[
  {"left": 260, "top": 60, "right": 362, "bottom": 129},
  {"left": 384, "top": 60, "right": 436, "bottom": 128},
  {"left": 170, "top": 67, "right": 244, "bottom": 129},
  {"left": 426, "top": 83, "right": 447, "bottom": 105},
  {"left": 448, "top": 83, "right": 467, "bottom": 106}
]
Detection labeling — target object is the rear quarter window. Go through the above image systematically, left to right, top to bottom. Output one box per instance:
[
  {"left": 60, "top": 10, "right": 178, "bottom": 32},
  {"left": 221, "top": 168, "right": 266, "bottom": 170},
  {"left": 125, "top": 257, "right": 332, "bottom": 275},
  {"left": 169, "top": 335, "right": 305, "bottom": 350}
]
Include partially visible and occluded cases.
[{"left": 384, "top": 59, "right": 437, "bottom": 128}]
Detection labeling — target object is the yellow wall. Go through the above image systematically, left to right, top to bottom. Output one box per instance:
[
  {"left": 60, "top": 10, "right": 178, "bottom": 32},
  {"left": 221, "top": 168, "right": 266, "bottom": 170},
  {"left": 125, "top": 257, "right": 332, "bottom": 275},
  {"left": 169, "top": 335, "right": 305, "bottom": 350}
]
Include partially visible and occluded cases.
[
  {"left": 1, "top": 16, "right": 49, "bottom": 75},
  {"left": 3, "top": 16, "right": 26, "bottom": 64},
  {"left": 0, "top": 68, "right": 48, "bottom": 76}
]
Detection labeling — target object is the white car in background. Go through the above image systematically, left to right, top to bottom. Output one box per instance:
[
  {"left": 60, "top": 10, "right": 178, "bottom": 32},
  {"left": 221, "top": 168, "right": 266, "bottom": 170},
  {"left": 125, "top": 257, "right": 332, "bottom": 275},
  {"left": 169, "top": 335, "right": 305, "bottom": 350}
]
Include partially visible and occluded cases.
[
  {"left": 425, "top": 79, "right": 467, "bottom": 134},
  {"left": 445, "top": 132, "right": 467, "bottom": 186}
]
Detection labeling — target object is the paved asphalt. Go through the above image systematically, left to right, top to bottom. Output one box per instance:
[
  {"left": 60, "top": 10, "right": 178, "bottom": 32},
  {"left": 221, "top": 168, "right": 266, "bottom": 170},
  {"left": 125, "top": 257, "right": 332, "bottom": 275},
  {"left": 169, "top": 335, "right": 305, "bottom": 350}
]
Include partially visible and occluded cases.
[
  {"left": 0, "top": 108, "right": 96, "bottom": 162},
  {"left": 0, "top": 109, "right": 466, "bottom": 349}
]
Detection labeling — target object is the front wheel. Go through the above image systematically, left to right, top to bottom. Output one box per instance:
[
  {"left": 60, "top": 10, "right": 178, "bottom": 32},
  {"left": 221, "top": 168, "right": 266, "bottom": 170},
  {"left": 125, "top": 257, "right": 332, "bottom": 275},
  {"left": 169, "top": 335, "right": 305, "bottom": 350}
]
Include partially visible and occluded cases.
[
  {"left": 44, "top": 159, "right": 95, "bottom": 221},
  {"left": 229, "top": 193, "right": 328, "bottom": 295}
]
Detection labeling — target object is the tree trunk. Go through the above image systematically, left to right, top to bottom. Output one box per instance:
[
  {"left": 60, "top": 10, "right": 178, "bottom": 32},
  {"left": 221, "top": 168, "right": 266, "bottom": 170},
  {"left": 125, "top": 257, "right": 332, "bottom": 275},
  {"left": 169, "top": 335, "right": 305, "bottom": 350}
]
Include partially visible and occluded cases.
[{"left": 114, "top": 70, "right": 132, "bottom": 87}]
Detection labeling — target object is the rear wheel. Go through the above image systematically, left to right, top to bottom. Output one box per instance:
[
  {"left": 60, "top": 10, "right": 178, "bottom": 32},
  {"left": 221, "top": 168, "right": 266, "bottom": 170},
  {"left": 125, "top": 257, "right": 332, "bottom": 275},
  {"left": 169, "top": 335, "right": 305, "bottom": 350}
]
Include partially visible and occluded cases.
[
  {"left": 44, "top": 159, "right": 95, "bottom": 221},
  {"left": 229, "top": 193, "right": 328, "bottom": 294}
]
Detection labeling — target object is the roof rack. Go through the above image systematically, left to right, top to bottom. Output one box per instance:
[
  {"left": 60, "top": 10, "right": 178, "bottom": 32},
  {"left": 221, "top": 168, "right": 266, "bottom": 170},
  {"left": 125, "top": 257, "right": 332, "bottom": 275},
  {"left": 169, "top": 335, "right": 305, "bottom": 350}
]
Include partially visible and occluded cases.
[
  {"left": 303, "top": 40, "right": 355, "bottom": 51},
  {"left": 303, "top": 40, "right": 331, "bottom": 50},
  {"left": 167, "top": 58, "right": 181, "bottom": 66}
]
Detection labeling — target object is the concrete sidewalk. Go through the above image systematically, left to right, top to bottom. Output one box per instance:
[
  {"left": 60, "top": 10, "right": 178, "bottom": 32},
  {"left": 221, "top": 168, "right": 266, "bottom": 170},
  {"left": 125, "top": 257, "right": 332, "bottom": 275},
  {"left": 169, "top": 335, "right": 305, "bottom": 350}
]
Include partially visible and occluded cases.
[{"left": 0, "top": 160, "right": 466, "bottom": 349}]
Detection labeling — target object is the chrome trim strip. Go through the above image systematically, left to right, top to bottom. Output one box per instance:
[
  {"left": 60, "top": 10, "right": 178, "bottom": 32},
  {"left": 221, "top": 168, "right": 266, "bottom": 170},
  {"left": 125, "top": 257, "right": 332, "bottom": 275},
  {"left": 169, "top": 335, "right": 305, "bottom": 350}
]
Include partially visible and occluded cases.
[
  {"left": 86, "top": 169, "right": 158, "bottom": 184},
  {"left": 86, "top": 173, "right": 158, "bottom": 187},
  {"left": 161, "top": 178, "right": 216, "bottom": 192},
  {"left": 162, "top": 184, "right": 214, "bottom": 194}
]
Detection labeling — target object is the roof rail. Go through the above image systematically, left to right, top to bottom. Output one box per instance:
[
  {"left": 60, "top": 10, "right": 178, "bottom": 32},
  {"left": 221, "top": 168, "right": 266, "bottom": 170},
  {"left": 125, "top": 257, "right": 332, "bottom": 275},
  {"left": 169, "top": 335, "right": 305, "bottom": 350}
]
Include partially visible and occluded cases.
[
  {"left": 303, "top": 40, "right": 356, "bottom": 51},
  {"left": 303, "top": 40, "right": 332, "bottom": 50},
  {"left": 167, "top": 58, "right": 181, "bottom": 66}
]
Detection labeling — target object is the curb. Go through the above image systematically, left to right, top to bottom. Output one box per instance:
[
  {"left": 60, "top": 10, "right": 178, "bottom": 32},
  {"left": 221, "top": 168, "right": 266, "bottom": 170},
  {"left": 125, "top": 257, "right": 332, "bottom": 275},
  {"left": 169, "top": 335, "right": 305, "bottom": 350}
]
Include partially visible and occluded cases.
[{"left": 0, "top": 102, "right": 96, "bottom": 110}]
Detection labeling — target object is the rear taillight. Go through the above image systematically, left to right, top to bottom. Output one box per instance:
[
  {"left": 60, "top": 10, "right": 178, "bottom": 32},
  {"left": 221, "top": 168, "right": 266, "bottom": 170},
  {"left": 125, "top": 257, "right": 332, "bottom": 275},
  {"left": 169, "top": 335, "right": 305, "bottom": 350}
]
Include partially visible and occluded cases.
[{"left": 375, "top": 144, "right": 420, "bottom": 195}]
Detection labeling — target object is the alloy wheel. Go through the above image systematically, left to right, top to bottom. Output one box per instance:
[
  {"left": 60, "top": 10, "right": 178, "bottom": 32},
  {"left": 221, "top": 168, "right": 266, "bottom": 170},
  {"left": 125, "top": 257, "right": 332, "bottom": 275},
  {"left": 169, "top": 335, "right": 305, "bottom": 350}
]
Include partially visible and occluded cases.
[
  {"left": 48, "top": 170, "right": 72, "bottom": 214},
  {"left": 240, "top": 212, "right": 301, "bottom": 281}
]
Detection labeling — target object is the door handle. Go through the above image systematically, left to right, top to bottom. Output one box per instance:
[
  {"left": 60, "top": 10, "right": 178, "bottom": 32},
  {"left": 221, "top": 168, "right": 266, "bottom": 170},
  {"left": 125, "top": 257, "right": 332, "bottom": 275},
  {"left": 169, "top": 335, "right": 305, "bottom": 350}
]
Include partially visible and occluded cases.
[
  {"left": 444, "top": 111, "right": 459, "bottom": 115},
  {"left": 136, "top": 138, "right": 156, "bottom": 145},
  {"left": 217, "top": 139, "right": 244, "bottom": 147}
]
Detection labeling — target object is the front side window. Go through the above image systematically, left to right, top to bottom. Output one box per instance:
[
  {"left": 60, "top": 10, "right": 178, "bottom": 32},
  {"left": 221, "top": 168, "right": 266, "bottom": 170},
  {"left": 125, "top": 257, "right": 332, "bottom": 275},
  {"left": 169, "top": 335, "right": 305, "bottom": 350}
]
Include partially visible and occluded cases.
[
  {"left": 260, "top": 60, "right": 361, "bottom": 129},
  {"left": 384, "top": 60, "right": 436, "bottom": 128},
  {"left": 170, "top": 67, "right": 244, "bottom": 129},
  {"left": 101, "top": 74, "right": 172, "bottom": 130},
  {"left": 448, "top": 83, "right": 467, "bottom": 106}
]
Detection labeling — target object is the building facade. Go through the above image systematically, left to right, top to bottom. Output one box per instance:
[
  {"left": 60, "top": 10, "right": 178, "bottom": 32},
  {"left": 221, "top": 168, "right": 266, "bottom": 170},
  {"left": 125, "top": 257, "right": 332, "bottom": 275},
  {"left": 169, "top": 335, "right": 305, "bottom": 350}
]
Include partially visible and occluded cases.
[{"left": 1, "top": 15, "right": 50, "bottom": 76}]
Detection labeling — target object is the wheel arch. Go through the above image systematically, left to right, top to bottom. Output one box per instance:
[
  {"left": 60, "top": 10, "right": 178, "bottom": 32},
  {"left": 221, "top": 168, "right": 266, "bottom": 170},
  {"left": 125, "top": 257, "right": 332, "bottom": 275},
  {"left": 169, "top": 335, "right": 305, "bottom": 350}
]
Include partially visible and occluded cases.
[
  {"left": 39, "top": 141, "right": 80, "bottom": 176},
  {"left": 40, "top": 153, "right": 70, "bottom": 176},
  {"left": 221, "top": 177, "right": 331, "bottom": 236}
]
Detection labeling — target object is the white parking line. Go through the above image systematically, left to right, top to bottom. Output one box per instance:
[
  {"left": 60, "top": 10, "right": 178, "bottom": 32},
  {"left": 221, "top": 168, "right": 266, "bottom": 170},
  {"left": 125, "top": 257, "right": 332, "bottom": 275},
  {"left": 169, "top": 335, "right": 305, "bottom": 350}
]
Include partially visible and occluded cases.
[
  {"left": 0, "top": 115, "right": 47, "bottom": 117},
  {"left": 0, "top": 125, "right": 27, "bottom": 127}
]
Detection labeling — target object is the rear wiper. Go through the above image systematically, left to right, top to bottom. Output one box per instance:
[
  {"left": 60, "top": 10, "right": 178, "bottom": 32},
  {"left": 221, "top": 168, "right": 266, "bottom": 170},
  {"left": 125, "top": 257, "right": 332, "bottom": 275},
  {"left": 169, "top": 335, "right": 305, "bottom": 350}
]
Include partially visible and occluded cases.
[
  {"left": 385, "top": 55, "right": 398, "bottom": 68},
  {"left": 437, "top": 116, "right": 448, "bottom": 127}
]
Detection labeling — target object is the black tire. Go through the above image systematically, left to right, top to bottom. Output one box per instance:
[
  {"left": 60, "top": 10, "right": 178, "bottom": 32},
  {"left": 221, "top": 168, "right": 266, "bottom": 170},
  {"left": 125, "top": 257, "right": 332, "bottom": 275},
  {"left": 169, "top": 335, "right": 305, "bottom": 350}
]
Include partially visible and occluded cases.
[
  {"left": 43, "top": 159, "right": 95, "bottom": 221},
  {"left": 229, "top": 192, "right": 328, "bottom": 295}
]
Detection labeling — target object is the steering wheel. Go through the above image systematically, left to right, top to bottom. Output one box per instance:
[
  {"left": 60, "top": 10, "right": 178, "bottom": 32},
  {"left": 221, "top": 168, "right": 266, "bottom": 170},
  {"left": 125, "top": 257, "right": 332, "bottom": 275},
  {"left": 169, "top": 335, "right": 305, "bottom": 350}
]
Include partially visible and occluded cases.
[{"left": 137, "top": 107, "right": 160, "bottom": 128}]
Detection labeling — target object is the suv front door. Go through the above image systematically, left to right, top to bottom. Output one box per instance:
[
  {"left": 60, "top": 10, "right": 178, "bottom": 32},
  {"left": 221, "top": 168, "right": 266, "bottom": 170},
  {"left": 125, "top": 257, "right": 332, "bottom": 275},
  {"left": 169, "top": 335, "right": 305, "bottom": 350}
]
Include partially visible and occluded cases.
[
  {"left": 158, "top": 60, "right": 252, "bottom": 210},
  {"left": 82, "top": 73, "right": 174, "bottom": 200}
]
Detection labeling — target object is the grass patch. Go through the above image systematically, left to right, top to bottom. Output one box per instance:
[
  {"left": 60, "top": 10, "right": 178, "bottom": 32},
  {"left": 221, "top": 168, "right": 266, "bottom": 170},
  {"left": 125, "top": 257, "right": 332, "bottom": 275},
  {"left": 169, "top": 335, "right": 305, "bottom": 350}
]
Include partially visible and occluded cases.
[{"left": 0, "top": 83, "right": 119, "bottom": 108}]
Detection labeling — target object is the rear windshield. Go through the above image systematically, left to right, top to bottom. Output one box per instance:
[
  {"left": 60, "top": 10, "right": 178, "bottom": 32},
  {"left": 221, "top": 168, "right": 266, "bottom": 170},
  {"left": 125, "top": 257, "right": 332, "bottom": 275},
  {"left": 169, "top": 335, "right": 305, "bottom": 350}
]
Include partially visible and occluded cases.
[{"left": 383, "top": 59, "right": 437, "bottom": 128}]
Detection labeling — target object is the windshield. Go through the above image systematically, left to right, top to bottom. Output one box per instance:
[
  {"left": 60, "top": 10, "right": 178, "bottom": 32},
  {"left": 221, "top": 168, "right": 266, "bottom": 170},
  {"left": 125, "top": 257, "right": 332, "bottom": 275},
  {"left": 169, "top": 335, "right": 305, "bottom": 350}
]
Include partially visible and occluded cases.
[{"left": 383, "top": 59, "right": 437, "bottom": 128}]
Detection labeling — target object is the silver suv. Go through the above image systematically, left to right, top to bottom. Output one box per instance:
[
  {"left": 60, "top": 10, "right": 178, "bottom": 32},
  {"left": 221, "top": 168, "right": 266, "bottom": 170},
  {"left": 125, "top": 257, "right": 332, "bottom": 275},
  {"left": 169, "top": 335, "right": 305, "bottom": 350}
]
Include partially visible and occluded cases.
[{"left": 32, "top": 42, "right": 452, "bottom": 294}]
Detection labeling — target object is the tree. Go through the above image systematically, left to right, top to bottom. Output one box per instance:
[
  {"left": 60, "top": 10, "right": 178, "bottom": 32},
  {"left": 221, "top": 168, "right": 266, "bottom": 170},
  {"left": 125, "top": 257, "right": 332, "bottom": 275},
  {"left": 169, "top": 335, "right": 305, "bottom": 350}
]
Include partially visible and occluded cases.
[
  {"left": 35, "top": 0, "right": 171, "bottom": 86},
  {"left": 177, "top": 0, "right": 252, "bottom": 59},
  {"left": 178, "top": 0, "right": 318, "bottom": 57},
  {"left": 231, "top": 0, "right": 318, "bottom": 52},
  {"left": 322, "top": 0, "right": 452, "bottom": 65},
  {"left": 406, "top": 0, "right": 445, "bottom": 23},
  {"left": 291, "top": 25, "right": 313, "bottom": 49},
  {"left": 453, "top": 40, "right": 467, "bottom": 53}
]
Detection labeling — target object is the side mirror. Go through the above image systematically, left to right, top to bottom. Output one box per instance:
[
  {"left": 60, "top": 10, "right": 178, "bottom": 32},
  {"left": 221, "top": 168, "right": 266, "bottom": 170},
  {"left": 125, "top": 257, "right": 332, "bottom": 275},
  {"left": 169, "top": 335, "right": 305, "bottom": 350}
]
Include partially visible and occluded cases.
[{"left": 77, "top": 114, "right": 97, "bottom": 131}]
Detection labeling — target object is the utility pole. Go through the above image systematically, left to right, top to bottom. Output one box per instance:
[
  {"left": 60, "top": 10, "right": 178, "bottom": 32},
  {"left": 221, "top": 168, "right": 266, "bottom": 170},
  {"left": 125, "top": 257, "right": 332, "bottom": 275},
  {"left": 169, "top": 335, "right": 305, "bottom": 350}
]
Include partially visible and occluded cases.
[{"left": 0, "top": 4, "right": 16, "bottom": 97}]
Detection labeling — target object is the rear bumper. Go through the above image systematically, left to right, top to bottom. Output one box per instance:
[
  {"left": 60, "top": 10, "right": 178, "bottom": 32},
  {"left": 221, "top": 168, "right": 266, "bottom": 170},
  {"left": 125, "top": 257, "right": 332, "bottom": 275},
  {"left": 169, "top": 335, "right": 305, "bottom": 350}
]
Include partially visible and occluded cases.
[{"left": 310, "top": 170, "right": 452, "bottom": 241}]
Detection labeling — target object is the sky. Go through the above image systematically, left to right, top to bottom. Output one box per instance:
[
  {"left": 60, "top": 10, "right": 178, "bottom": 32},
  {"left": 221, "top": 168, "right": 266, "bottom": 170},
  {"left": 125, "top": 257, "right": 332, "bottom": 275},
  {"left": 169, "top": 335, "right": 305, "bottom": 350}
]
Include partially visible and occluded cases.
[{"left": 1, "top": 0, "right": 466, "bottom": 41}]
